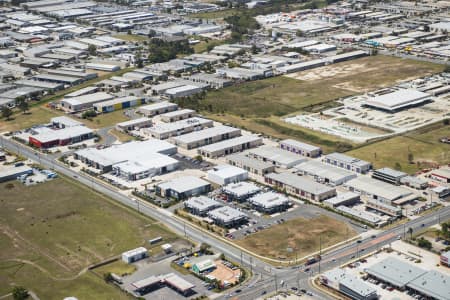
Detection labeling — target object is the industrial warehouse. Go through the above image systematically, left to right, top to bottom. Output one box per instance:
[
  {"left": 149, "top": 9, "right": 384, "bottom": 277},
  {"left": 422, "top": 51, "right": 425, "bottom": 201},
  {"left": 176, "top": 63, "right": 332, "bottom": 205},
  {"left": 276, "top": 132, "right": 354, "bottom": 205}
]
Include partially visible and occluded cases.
[
  {"left": 364, "top": 89, "right": 433, "bottom": 112},
  {"left": 27, "top": 116, "right": 94, "bottom": 148},
  {"left": 143, "top": 117, "right": 213, "bottom": 140},
  {"left": 170, "top": 125, "right": 241, "bottom": 150},
  {"left": 73, "top": 139, "right": 177, "bottom": 180},
  {"left": 295, "top": 160, "right": 357, "bottom": 186},
  {"left": 265, "top": 172, "right": 337, "bottom": 201},
  {"left": 156, "top": 176, "right": 211, "bottom": 200},
  {"left": 247, "top": 192, "right": 291, "bottom": 213}
]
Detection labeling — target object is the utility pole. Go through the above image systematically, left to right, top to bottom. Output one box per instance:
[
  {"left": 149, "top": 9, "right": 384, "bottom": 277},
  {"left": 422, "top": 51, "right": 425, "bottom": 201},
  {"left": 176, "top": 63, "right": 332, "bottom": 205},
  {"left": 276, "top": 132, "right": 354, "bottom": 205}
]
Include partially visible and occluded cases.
[
  {"left": 319, "top": 234, "right": 322, "bottom": 274},
  {"left": 240, "top": 251, "right": 243, "bottom": 268},
  {"left": 275, "top": 273, "right": 278, "bottom": 293}
]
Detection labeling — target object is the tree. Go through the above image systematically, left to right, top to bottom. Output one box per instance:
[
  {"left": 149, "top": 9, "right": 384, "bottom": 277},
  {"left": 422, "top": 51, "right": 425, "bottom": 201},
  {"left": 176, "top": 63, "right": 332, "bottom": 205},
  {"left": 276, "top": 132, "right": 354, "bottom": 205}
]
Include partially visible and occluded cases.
[
  {"left": 88, "top": 44, "right": 97, "bottom": 56},
  {"left": 251, "top": 44, "right": 259, "bottom": 54},
  {"left": 135, "top": 50, "right": 143, "bottom": 68},
  {"left": 18, "top": 99, "right": 29, "bottom": 114},
  {"left": 1, "top": 106, "right": 13, "bottom": 120},
  {"left": 408, "top": 152, "right": 414, "bottom": 164},
  {"left": 394, "top": 162, "right": 402, "bottom": 170},
  {"left": 407, "top": 227, "right": 413, "bottom": 239},
  {"left": 417, "top": 237, "right": 432, "bottom": 250},
  {"left": 103, "top": 272, "right": 113, "bottom": 283},
  {"left": 12, "top": 286, "right": 29, "bottom": 300}
]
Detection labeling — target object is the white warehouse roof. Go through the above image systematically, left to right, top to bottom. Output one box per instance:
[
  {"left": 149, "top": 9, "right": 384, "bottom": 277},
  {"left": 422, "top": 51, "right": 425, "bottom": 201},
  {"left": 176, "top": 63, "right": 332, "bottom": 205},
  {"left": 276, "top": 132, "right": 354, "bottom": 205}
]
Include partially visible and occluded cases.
[{"left": 365, "top": 89, "right": 431, "bottom": 111}]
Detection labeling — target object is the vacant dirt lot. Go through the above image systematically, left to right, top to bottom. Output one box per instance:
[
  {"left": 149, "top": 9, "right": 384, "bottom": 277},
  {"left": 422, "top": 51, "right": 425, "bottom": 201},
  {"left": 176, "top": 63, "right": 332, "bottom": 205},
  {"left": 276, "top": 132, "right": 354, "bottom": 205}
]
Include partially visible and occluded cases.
[{"left": 235, "top": 215, "right": 356, "bottom": 260}]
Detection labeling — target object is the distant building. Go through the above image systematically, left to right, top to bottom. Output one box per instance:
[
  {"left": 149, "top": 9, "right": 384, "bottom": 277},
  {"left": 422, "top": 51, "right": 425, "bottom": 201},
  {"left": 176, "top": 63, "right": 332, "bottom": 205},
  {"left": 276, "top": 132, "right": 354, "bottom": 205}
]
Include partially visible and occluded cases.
[
  {"left": 364, "top": 89, "right": 432, "bottom": 112},
  {"left": 60, "top": 92, "right": 114, "bottom": 112},
  {"left": 93, "top": 96, "right": 143, "bottom": 113},
  {"left": 138, "top": 101, "right": 178, "bottom": 116},
  {"left": 160, "top": 109, "right": 195, "bottom": 123},
  {"left": 115, "top": 117, "right": 152, "bottom": 132},
  {"left": 144, "top": 117, "right": 213, "bottom": 140},
  {"left": 29, "top": 118, "right": 94, "bottom": 149},
  {"left": 170, "top": 125, "right": 240, "bottom": 150},
  {"left": 197, "top": 135, "right": 262, "bottom": 158},
  {"left": 279, "top": 139, "right": 322, "bottom": 158},
  {"left": 248, "top": 146, "right": 307, "bottom": 169},
  {"left": 227, "top": 153, "right": 275, "bottom": 176},
  {"left": 323, "top": 153, "right": 372, "bottom": 174},
  {"left": 295, "top": 160, "right": 357, "bottom": 186},
  {"left": 0, "top": 165, "right": 33, "bottom": 182},
  {"left": 207, "top": 165, "right": 248, "bottom": 186},
  {"left": 372, "top": 168, "right": 407, "bottom": 185},
  {"left": 430, "top": 168, "right": 450, "bottom": 183},
  {"left": 265, "top": 172, "right": 336, "bottom": 201},
  {"left": 156, "top": 176, "right": 211, "bottom": 200},
  {"left": 345, "top": 176, "right": 415, "bottom": 205},
  {"left": 400, "top": 176, "right": 428, "bottom": 189},
  {"left": 222, "top": 181, "right": 261, "bottom": 202},
  {"left": 248, "top": 191, "right": 290, "bottom": 213},
  {"left": 323, "top": 192, "right": 360, "bottom": 208},
  {"left": 184, "top": 196, "right": 221, "bottom": 216},
  {"left": 207, "top": 206, "right": 248, "bottom": 228},
  {"left": 122, "top": 247, "right": 148, "bottom": 263},
  {"left": 441, "top": 251, "right": 450, "bottom": 268},
  {"left": 365, "top": 257, "right": 428, "bottom": 289},
  {"left": 192, "top": 259, "right": 216, "bottom": 274},
  {"left": 321, "top": 269, "right": 378, "bottom": 300}
]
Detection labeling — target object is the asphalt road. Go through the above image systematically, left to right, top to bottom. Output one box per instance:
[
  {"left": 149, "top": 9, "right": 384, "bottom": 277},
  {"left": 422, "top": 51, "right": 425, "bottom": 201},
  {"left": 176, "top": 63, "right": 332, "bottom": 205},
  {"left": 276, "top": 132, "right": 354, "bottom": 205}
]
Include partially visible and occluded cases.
[{"left": 1, "top": 136, "right": 449, "bottom": 300}]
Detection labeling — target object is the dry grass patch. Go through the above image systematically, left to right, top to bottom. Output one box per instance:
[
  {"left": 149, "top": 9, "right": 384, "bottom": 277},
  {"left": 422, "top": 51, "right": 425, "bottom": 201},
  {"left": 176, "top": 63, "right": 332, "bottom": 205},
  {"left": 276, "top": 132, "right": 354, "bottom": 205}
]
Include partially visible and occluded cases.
[{"left": 236, "top": 215, "right": 356, "bottom": 260}]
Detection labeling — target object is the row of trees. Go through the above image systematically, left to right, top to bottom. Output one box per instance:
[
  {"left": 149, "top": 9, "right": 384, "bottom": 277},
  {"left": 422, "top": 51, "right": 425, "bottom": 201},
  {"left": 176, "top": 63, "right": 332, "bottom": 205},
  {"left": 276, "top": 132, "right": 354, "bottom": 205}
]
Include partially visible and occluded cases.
[{"left": 147, "top": 38, "right": 194, "bottom": 63}]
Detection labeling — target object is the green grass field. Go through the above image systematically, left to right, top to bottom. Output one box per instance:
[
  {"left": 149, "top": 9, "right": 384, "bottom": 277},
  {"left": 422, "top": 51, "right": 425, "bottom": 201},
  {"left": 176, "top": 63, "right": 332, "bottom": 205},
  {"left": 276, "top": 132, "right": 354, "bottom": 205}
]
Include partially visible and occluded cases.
[
  {"left": 191, "top": 8, "right": 238, "bottom": 19},
  {"left": 114, "top": 34, "right": 149, "bottom": 42},
  {"left": 193, "top": 39, "right": 228, "bottom": 53},
  {"left": 191, "top": 55, "right": 444, "bottom": 152},
  {"left": 200, "top": 56, "right": 444, "bottom": 117},
  {"left": 0, "top": 107, "right": 61, "bottom": 132},
  {"left": 347, "top": 122, "right": 450, "bottom": 174},
  {"left": 0, "top": 177, "right": 176, "bottom": 299},
  {"left": 236, "top": 215, "right": 356, "bottom": 260}
]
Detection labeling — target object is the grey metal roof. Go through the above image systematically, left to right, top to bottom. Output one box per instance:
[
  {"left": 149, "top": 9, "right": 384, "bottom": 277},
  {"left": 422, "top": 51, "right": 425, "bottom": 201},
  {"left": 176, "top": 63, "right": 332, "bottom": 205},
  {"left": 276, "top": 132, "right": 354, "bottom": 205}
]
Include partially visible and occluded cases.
[
  {"left": 172, "top": 126, "right": 239, "bottom": 145},
  {"left": 199, "top": 135, "right": 261, "bottom": 153},
  {"left": 280, "top": 139, "right": 321, "bottom": 152},
  {"left": 248, "top": 146, "right": 307, "bottom": 167},
  {"left": 325, "top": 152, "right": 371, "bottom": 168},
  {"left": 227, "top": 153, "right": 274, "bottom": 171},
  {"left": 295, "top": 160, "right": 357, "bottom": 183},
  {"left": 374, "top": 167, "right": 407, "bottom": 178},
  {"left": 266, "top": 172, "right": 335, "bottom": 195},
  {"left": 158, "top": 176, "right": 210, "bottom": 194},
  {"left": 345, "top": 177, "right": 413, "bottom": 201},
  {"left": 222, "top": 181, "right": 261, "bottom": 197},
  {"left": 248, "top": 191, "right": 289, "bottom": 209},
  {"left": 323, "top": 191, "right": 359, "bottom": 205},
  {"left": 184, "top": 196, "right": 220, "bottom": 211},
  {"left": 207, "top": 206, "right": 247, "bottom": 223},
  {"left": 365, "top": 257, "right": 426, "bottom": 287},
  {"left": 323, "top": 269, "right": 377, "bottom": 298},
  {"left": 407, "top": 270, "right": 450, "bottom": 300}
]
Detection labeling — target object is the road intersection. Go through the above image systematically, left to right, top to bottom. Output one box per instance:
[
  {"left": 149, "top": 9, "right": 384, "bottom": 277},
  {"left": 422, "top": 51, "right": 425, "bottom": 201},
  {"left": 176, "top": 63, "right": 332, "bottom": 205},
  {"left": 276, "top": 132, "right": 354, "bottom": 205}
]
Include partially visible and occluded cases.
[{"left": 1, "top": 136, "right": 449, "bottom": 299}]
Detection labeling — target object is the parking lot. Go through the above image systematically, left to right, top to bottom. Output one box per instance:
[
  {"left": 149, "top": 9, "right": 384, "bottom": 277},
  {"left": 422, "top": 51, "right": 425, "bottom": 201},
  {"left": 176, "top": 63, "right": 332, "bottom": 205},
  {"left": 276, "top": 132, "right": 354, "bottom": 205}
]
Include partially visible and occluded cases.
[
  {"left": 179, "top": 184, "right": 366, "bottom": 241},
  {"left": 120, "top": 256, "right": 215, "bottom": 300}
]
